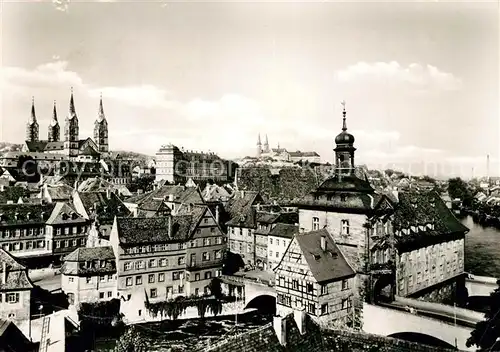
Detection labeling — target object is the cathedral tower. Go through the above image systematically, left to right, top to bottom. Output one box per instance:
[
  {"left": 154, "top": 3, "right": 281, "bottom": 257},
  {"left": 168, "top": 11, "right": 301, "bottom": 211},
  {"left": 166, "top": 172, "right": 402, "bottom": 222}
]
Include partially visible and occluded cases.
[
  {"left": 64, "top": 88, "right": 80, "bottom": 157},
  {"left": 93, "top": 93, "right": 109, "bottom": 155},
  {"left": 25, "top": 97, "right": 39, "bottom": 142},
  {"left": 48, "top": 100, "right": 60, "bottom": 142},
  {"left": 334, "top": 101, "right": 356, "bottom": 176},
  {"left": 256, "top": 133, "right": 262, "bottom": 157},
  {"left": 263, "top": 134, "right": 270, "bottom": 153}
]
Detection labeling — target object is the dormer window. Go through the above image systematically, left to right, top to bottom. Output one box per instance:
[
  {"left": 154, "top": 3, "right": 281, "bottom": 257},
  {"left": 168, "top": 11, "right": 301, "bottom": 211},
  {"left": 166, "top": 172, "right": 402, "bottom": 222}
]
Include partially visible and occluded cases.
[
  {"left": 340, "top": 194, "right": 347, "bottom": 202},
  {"left": 14, "top": 212, "right": 20, "bottom": 220},
  {"left": 26, "top": 212, "right": 31, "bottom": 220},
  {"left": 71, "top": 212, "right": 77, "bottom": 220},
  {"left": 62, "top": 213, "right": 68, "bottom": 220}
]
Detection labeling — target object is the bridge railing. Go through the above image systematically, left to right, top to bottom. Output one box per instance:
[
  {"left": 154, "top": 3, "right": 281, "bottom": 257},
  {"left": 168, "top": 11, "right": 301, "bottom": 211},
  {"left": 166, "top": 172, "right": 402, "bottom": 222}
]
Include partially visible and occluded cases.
[
  {"left": 466, "top": 274, "right": 499, "bottom": 285},
  {"left": 394, "top": 296, "right": 484, "bottom": 322}
]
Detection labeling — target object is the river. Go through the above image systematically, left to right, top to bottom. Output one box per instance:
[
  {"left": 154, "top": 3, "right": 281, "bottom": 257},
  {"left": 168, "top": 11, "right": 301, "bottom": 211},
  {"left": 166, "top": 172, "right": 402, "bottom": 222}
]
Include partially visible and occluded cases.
[{"left": 462, "top": 215, "right": 500, "bottom": 278}]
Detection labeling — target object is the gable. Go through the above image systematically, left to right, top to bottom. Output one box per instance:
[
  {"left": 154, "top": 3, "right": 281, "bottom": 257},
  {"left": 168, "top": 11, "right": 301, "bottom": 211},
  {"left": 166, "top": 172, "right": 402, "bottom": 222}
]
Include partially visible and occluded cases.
[
  {"left": 79, "top": 138, "right": 98, "bottom": 151},
  {"left": 275, "top": 237, "right": 315, "bottom": 281}
]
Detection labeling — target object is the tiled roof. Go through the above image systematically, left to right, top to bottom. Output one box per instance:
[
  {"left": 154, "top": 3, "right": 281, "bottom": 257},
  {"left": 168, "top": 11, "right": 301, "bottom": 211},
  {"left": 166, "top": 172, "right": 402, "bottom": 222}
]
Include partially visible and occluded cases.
[
  {"left": 25, "top": 140, "right": 64, "bottom": 152},
  {"left": 288, "top": 151, "right": 320, "bottom": 157},
  {"left": 316, "top": 175, "right": 374, "bottom": 193},
  {"left": 45, "top": 184, "right": 74, "bottom": 200},
  {"left": 128, "top": 185, "right": 205, "bottom": 208},
  {"left": 393, "top": 190, "right": 469, "bottom": 250},
  {"left": 78, "top": 191, "right": 131, "bottom": 224},
  {"left": 226, "top": 191, "right": 261, "bottom": 218},
  {"left": 46, "top": 202, "right": 88, "bottom": 225},
  {"left": 0, "top": 203, "right": 56, "bottom": 226},
  {"left": 226, "top": 205, "right": 257, "bottom": 228},
  {"left": 256, "top": 212, "right": 281, "bottom": 224},
  {"left": 116, "top": 215, "right": 196, "bottom": 245},
  {"left": 269, "top": 223, "right": 299, "bottom": 239},
  {"left": 293, "top": 229, "right": 356, "bottom": 283},
  {"left": 64, "top": 246, "right": 115, "bottom": 262},
  {"left": 0, "top": 248, "right": 33, "bottom": 291}
]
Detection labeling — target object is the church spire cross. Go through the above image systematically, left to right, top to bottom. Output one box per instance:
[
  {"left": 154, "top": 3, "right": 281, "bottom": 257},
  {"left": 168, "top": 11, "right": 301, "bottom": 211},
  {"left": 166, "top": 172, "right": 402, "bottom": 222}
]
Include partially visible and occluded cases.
[{"left": 341, "top": 100, "right": 347, "bottom": 131}]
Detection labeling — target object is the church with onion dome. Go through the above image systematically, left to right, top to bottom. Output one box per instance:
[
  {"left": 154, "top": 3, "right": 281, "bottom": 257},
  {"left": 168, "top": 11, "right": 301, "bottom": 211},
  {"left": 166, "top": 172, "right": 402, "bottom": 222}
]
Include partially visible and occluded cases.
[{"left": 278, "top": 102, "right": 469, "bottom": 327}]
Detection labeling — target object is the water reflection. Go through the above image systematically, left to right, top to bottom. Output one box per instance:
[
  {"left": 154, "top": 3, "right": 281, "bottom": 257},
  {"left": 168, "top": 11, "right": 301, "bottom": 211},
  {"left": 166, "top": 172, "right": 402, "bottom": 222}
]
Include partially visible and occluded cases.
[{"left": 463, "top": 215, "right": 500, "bottom": 278}]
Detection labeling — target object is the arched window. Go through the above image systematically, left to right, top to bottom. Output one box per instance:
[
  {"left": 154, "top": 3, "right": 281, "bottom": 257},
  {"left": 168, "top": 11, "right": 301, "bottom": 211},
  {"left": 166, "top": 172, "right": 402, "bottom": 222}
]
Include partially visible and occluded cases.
[{"left": 341, "top": 220, "right": 349, "bottom": 235}]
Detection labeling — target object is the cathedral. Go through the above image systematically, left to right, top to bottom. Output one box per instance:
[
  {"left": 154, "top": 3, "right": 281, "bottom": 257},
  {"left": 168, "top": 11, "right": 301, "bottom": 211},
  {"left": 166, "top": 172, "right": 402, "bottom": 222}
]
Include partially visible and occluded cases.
[{"left": 22, "top": 88, "right": 109, "bottom": 160}]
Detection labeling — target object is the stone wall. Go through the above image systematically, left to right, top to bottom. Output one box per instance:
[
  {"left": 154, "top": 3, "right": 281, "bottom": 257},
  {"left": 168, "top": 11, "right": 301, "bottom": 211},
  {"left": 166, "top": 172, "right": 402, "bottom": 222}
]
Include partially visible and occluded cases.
[{"left": 324, "top": 329, "right": 459, "bottom": 352}]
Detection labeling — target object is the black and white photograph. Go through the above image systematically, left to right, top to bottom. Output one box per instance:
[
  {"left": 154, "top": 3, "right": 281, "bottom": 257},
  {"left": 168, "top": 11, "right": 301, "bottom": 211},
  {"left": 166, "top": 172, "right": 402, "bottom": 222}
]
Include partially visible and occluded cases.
[{"left": 0, "top": 0, "right": 498, "bottom": 351}]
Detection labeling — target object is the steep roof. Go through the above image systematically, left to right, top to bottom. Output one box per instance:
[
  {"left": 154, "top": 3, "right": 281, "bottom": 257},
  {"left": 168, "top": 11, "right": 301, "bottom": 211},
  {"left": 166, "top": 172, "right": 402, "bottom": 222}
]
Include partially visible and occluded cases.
[
  {"left": 44, "top": 184, "right": 74, "bottom": 200},
  {"left": 393, "top": 190, "right": 469, "bottom": 251},
  {"left": 77, "top": 191, "right": 131, "bottom": 224},
  {"left": 46, "top": 202, "right": 88, "bottom": 225},
  {"left": 0, "top": 203, "right": 55, "bottom": 226},
  {"left": 115, "top": 215, "right": 200, "bottom": 245},
  {"left": 269, "top": 223, "right": 299, "bottom": 239},
  {"left": 293, "top": 229, "right": 356, "bottom": 283},
  {"left": 64, "top": 246, "right": 115, "bottom": 262},
  {"left": 0, "top": 248, "right": 33, "bottom": 291}
]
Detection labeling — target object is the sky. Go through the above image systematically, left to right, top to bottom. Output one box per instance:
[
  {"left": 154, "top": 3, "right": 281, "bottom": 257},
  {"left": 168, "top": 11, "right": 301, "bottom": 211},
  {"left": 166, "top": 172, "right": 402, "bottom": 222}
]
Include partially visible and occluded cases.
[{"left": 1, "top": 0, "right": 499, "bottom": 178}]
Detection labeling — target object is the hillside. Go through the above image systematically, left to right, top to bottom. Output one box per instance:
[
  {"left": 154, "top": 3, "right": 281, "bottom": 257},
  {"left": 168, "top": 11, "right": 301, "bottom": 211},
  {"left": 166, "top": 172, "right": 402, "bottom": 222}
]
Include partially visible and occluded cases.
[{"left": 0, "top": 142, "right": 22, "bottom": 154}]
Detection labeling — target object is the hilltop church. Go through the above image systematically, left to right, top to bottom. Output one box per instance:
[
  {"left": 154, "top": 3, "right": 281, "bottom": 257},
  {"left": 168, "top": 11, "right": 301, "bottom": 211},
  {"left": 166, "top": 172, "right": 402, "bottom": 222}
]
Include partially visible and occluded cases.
[{"left": 21, "top": 88, "right": 109, "bottom": 161}]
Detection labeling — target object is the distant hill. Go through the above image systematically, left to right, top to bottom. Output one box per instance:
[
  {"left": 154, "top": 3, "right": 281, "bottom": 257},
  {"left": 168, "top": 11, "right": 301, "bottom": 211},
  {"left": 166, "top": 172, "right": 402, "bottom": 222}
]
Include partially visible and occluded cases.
[
  {"left": 0, "top": 142, "right": 22, "bottom": 154},
  {"left": 109, "top": 151, "right": 154, "bottom": 165}
]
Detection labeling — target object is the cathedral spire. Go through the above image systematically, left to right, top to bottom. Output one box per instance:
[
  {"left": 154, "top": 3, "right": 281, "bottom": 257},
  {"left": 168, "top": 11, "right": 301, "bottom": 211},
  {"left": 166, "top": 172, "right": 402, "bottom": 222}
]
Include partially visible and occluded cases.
[
  {"left": 69, "top": 87, "right": 76, "bottom": 117},
  {"left": 97, "top": 92, "right": 105, "bottom": 122},
  {"left": 29, "top": 96, "right": 37, "bottom": 124},
  {"left": 52, "top": 100, "right": 58, "bottom": 124},
  {"left": 341, "top": 100, "right": 347, "bottom": 131},
  {"left": 257, "top": 133, "right": 261, "bottom": 146}
]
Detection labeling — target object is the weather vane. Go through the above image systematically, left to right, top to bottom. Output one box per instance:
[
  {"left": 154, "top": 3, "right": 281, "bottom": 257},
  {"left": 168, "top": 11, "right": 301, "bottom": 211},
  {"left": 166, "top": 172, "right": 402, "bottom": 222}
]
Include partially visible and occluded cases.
[{"left": 341, "top": 100, "right": 346, "bottom": 111}]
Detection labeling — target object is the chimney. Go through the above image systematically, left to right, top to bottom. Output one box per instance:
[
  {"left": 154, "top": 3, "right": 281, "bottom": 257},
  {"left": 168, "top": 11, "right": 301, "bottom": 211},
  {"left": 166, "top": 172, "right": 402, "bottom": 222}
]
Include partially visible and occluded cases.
[
  {"left": 106, "top": 188, "right": 111, "bottom": 199},
  {"left": 240, "top": 190, "right": 245, "bottom": 198},
  {"left": 215, "top": 205, "right": 220, "bottom": 224},
  {"left": 320, "top": 235, "right": 327, "bottom": 251},
  {"left": 2, "top": 262, "right": 7, "bottom": 285},
  {"left": 293, "top": 309, "right": 306, "bottom": 335},
  {"left": 273, "top": 316, "right": 287, "bottom": 346}
]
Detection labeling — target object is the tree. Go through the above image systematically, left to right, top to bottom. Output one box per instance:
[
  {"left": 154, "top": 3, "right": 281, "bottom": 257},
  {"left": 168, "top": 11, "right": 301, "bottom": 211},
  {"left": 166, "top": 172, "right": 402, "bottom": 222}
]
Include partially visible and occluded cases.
[
  {"left": 448, "top": 177, "right": 473, "bottom": 206},
  {"left": 3, "top": 186, "right": 30, "bottom": 202},
  {"left": 467, "top": 280, "right": 500, "bottom": 350},
  {"left": 114, "top": 326, "right": 148, "bottom": 352}
]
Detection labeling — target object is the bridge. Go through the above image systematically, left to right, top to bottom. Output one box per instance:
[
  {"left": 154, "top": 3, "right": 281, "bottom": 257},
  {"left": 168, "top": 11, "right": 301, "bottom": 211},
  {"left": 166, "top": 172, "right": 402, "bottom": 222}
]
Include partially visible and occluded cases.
[
  {"left": 220, "top": 273, "right": 276, "bottom": 306},
  {"left": 465, "top": 274, "right": 498, "bottom": 297},
  {"left": 363, "top": 303, "right": 475, "bottom": 351}
]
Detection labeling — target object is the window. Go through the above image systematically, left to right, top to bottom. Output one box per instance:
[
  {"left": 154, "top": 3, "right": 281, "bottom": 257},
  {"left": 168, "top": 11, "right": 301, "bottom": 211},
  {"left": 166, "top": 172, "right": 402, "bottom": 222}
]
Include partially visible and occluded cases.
[
  {"left": 340, "top": 194, "right": 347, "bottom": 202},
  {"left": 312, "top": 217, "right": 320, "bottom": 231},
  {"left": 204, "top": 218, "right": 208, "bottom": 224},
  {"left": 341, "top": 220, "right": 350, "bottom": 235},
  {"left": 210, "top": 227, "right": 215, "bottom": 233},
  {"left": 215, "top": 237, "right": 222, "bottom": 244},
  {"left": 203, "top": 238, "right": 211, "bottom": 246},
  {"left": 270, "top": 238, "right": 273, "bottom": 245},
  {"left": 276, "top": 239, "right": 280, "bottom": 246},
  {"left": 64, "top": 240, "right": 69, "bottom": 247},
  {"left": 56, "top": 241, "right": 61, "bottom": 249},
  {"left": 215, "top": 250, "right": 222, "bottom": 259},
  {"left": 202, "top": 252, "right": 210, "bottom": 261},
  {"left": 275, "top": 252, "right": 279, "bottom": 258},
  {"left": 178, "top": 256, "right": 185, "bottom": 265},
  {"left": 159, "top": 258, "right": 167, "bottom": 267},
  {"left": 149, "top": 259, "right": 156, "bottom": 268},
  {"left": 124, "top": 262, "right": 132, "bottom": 271},
  {"left": 204, "top": 271, "right": 212, "bottom": 280},
  {"left": 172, "top": 272, "right": 180, "bottom": 280},
  {"left": 158, "top": 273, "right": 165, "bottom": 282},
  {"left": 195, "top": 273, "right": 200, "bottom": 281},
  {"left": 148, "top": 274, "right": 155, "bottom": 283},
  {"left": 100, "top": 275, "right": 105, "bottom": 282},
  {"left": 135, "top": 276, "right": 142, "bottom": 285},
  {"left": 69, "top": 277, "right": 74, "bottom": 283},
  {"left": 86, "top": 277, "right": 92, "bottom": 284},
  {"left": 126, "top": 277, "right": 132, "bottom": 286},
  {"left": 342, "top": 279, "right": 349, "bottom": 290},
  {"left": 292, "top": 280, "right": 299, "bottom": 290},
  {"left": 306, "top": 283, "right": 314, "bottom": 293},
  {"left": 178, "top": 285, "right": 184, "bottom": 293},
  {"left": 321, "top": 285, "right": 328, "bottom": 295},
  {"left": 166, "top": 286, "right": 173, "bottom": 297},
  {"left": 150, "top": 288, "right": 157, "bottom": 298},
  {"left": 195, "top": 288, "right": 199, "bottom": 296},
  {"left": 107, "top": 291, "right": 112, "bottom": 298},
  {"left": 99, "top": 292, "right": 105, "bottom": 299},
  {"left": 6, "top": 293, "right": 19, "bottom": 304},
  {"left": 342, "top": 298, "right": 351, "bottom": 310},
  {"left": 307, "top": 302, "right": 315, "bottom": 314},
  {"left": 321, "top": 304, "right": 328, "bottom": 315},
  {"left": 138, "top": 310, "right": 142, "bottom": 316}
]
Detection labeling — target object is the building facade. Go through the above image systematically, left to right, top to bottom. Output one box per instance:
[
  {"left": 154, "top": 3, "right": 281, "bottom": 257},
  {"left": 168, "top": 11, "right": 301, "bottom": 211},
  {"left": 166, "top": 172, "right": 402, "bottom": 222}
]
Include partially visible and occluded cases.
[
  {"left": 155, "top": 144, "right": 230, "bottom": 184},
  {"left": 267, "top": 223, "right": 299, "bottom": 271},
  {"left": 274, "top": 229, "right": 356, "bottom": 327},
  {"left": 61, "top": 246, "right": 117, "bottom": 307},
  {"left": 0, "top": 248, "right": 33, "bottom": 322}
]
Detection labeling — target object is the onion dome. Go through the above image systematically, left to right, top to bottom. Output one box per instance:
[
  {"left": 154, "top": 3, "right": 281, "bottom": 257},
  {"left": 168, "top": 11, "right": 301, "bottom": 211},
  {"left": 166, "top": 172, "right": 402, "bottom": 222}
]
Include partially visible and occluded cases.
[{"left": 335, "top": 101, "right": 355, "bottom": 145}]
